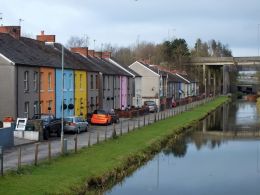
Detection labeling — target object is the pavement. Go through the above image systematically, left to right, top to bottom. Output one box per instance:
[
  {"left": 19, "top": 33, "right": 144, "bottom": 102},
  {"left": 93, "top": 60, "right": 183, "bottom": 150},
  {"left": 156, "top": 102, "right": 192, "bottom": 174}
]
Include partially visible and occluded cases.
[{"left": 1, "top": 99, "right": 206, "bottom": 173}]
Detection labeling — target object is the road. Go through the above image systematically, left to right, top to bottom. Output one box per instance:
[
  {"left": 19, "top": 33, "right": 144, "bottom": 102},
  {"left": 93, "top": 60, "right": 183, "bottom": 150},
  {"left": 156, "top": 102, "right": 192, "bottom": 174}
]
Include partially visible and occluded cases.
[{"left": 1, "top": 99, "right": 207, "bottom": 173}]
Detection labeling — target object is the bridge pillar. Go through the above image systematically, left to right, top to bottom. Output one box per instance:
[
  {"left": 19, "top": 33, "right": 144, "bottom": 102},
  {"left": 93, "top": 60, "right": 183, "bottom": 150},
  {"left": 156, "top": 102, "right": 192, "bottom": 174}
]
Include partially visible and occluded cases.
[
  {"left": 203, "top": 64, "right": 206, "bottom": 96},
  {"left": 222, "top": 65, "right": 230, "bottom": 95},
  {"left": 213, "top": 70, "right": 216, "bottom": 96}
]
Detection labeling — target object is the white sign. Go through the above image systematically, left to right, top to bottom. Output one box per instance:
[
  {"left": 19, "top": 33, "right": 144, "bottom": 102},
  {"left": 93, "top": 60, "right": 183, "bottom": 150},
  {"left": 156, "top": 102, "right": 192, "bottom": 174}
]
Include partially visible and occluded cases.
[{"left": 15, "top": 118, "right": 28, "bottom": 131}]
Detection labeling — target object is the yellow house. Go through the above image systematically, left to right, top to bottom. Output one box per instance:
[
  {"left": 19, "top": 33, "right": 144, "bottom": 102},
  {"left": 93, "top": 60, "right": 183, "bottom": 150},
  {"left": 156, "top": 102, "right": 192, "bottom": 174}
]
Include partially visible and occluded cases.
[{"left": 74, "top": 70, "right": 87, "bottom": 118}]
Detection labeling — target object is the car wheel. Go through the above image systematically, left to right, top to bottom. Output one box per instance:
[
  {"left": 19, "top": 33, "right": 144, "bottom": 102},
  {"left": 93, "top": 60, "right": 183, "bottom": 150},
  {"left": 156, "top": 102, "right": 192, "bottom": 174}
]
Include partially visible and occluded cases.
[{"left": 43, "top": 129, "right": 49, "bottom": 140}]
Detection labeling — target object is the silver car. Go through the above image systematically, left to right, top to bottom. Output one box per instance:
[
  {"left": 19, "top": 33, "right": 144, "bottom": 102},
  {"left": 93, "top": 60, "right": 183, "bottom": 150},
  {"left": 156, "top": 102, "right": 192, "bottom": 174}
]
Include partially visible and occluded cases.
[
  {"left": 144, "top": 101, "right": 158, "bottom": 112},
  {"left": 64, "top": 116, "right": 88, "bottom": 134}
]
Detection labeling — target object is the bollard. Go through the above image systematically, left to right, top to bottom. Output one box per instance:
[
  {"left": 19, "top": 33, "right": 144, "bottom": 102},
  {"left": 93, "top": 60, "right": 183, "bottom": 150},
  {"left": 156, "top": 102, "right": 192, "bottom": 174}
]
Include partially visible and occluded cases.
[
  {"left": 120, "top": 121, "right": 123, "bottom": 136},
  {"left": 74, "top": 134, "right": 78, "bottom": 153},
  {"left": 88, "top": 134, "right": 91, "bottom": 147},
  {"left": 63, "top": 139, "right": 68, "bottom": 154},
  {"left": 48, "top": 142, "right": 51, "bottom": 162},
  {"left": 34, "top": 143, "right": 40, "bottom": 166},
  {"left": 0, "top": 146, "right": 3, "bottom": 176},
  {"left": 18, "top": 147, "right": 22, "bottom": 170}
]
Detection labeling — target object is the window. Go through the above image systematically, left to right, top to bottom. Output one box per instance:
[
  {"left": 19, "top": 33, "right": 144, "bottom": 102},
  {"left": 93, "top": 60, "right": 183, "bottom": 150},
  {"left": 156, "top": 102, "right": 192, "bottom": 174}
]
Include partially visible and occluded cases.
[
  {"left": 24, "top": 71, "right": 29, "bottom": 91},
  {"left": 33, "top": 72, "right": 38, "bottom": 91},
  {"left": 40, "top": 72, "right": 44, "bottom": 91},
  {"left": 48, "top": 72, "right": 52, "bottom": 90},
  {"left": 68, "top": 73, "right": 73, "bottom": 90},
  {"left": 79, "top": 74, "right": 82, "bottom": 89},
  {"left": 90, "top": 75, "right": 94, "bottom": 89},
  {"left": 95, "top": 75, "right": 99, "bottom": 89},
  {"left": 96, "top": 96, "right": 98, "bottom": 106},
  {"left": 90, "top": 97, "right": 94, "bottom": 111},
  {"left": 48, "top": 100, "right": 53, "bottom": 112},
  {"left": 33, "top": 101, "right": 38, "bottom": 115},
  {"left": 24, "top": 102, "right": 29, "bottom": 118}
]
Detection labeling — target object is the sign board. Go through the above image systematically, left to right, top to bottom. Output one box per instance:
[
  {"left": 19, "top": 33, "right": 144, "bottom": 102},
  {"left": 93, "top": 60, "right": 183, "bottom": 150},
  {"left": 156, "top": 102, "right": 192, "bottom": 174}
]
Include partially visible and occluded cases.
[{"left": 15, "top": 118, "right": 27, "bottom": 131}]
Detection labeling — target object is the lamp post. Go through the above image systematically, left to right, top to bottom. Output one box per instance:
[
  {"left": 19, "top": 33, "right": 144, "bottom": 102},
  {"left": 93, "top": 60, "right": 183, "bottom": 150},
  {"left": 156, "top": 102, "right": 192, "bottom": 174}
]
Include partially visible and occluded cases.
[
  {"left": 257, "top": 24, "right": 260, "bottom": 57},
  {"left": 61, "top": 45, "right": 64, "bottom": 154}
]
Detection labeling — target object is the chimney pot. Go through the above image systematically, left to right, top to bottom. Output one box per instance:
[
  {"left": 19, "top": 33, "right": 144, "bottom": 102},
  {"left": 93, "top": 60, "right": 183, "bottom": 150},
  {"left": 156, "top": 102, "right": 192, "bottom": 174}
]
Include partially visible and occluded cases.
[{"left": 41, "top": 30, "right": 44, "bottom": 35}]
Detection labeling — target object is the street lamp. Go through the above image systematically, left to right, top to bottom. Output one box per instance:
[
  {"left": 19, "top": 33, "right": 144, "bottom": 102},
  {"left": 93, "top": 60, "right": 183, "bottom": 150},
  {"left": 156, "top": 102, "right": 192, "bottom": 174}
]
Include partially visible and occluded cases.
[
  {"left": 257, "top": 24, "right": 260, "bottom": 94},
  {"left": 61, "top": 45, "right": 64, "bottom": 153}
]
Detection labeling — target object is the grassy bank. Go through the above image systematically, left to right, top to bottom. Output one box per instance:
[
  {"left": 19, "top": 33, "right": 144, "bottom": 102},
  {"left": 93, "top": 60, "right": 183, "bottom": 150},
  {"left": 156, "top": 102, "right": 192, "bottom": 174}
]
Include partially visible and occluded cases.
[{"left": 0, "top": 96, "right": 229, "bottom": 195}]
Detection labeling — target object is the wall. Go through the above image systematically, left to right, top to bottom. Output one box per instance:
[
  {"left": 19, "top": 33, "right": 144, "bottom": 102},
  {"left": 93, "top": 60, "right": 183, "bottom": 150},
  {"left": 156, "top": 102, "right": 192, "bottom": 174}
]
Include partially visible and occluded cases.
[
  {"left": 0, "top": 58, "right": 17, "bottom": 121},
  {"left": 129, "top": 62, "right": 159, "bottom": 99},
  {"left": 17, "top": 66, "right": 40, "bottom": 119},
  {"left": 39, "top": 67, "right": 56, "bottom": 115},
  {"left": 55, "top": 69, "right": 74, "bottom": 118},
  {"left": 87, "top": 72, "right": 99, "bottom": 113},
  {"left": 102, "top": 75, "right": 114, "bottom": 111},
  {"left": 120, "top": 76, "right": 127, "bottom": 109},
  {"left": 133, "top": 77, "right": 142, "bottom": 107},
  {"left": 0, "top": 124, "right": 14, "bottom": 148}
]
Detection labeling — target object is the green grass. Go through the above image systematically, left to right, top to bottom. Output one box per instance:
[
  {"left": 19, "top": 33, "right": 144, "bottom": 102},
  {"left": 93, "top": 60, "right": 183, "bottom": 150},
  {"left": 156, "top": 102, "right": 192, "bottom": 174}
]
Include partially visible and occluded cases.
[{"left": 0, "top": 96, "right": 228, "bottom": 195}]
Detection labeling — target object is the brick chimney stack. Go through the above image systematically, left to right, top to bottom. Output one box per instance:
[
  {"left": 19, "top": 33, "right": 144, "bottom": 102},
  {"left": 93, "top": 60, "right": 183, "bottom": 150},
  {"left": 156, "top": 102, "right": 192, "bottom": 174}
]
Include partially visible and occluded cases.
[
  {"left": 0, "top": 26, "right": 21, "bottom": 39},
  {"left": 36, "top": 31, "right": 55, "bottom": 43},
  {"left": 70, "top": 47, "right": 88, "bottom": 57},
  {"left": 88, "top": 50, "right": 95, "bottom": 57},
  {"left": 94, "top": 51, "right": 102, "bottom": 58},
  {"left": 102, "top": 51, "right": 112, "bottom": 59}
]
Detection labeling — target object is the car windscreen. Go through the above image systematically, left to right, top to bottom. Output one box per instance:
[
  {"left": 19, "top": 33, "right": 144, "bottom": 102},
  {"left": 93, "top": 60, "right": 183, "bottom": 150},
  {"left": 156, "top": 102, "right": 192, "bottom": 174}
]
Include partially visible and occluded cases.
[
  {"left": 145, "top": 101, "right": 155, "bottom": 106},
  {"left": 93, "top": 110, "right": 107, "bottom": 115},
  {"left": 64, "top": 118, "right": 73, "bottom": 122}
]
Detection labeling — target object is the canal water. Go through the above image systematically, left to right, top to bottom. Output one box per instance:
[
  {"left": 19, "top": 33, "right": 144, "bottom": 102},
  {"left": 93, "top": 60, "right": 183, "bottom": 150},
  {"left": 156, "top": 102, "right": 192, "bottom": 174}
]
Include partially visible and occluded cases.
[{"left": 104, "top": 100, "right": 260, "bottom": 195}]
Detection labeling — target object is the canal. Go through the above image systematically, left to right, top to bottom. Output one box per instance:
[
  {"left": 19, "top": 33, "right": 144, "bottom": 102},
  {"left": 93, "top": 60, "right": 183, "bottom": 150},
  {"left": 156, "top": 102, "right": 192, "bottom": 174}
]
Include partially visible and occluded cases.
[{"left": 104, "top": 100, "right": 260, "bottom": 195}]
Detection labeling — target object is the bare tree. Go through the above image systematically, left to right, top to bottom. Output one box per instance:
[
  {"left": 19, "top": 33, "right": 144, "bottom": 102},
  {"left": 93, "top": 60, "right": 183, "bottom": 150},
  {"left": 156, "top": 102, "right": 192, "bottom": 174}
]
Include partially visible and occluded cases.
[{"left": 66, "top": 35, "right": 89, "bottom": 48}]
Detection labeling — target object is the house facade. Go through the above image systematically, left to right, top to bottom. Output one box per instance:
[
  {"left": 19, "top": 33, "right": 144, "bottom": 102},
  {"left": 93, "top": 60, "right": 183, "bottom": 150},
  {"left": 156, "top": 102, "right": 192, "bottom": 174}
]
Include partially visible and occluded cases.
[
  {"left": 39, "top": 67, "right": 56, "bottom": 115},
  {"left": 55, "top": 69, "right": 75, "bottom": 118},
  {"left": 74, "top": 70, "right": 87, "bottom": 117}
]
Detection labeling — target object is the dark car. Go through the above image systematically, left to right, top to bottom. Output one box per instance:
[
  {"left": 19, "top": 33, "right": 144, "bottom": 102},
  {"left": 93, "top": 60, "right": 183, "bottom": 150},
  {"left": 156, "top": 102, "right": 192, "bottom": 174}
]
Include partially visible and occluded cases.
[
  {"left": 108, "top": 109, "right": 119, "bottom": 123},
  {"left": 32, "top": 114, "right": 62, "bottom": 140}
]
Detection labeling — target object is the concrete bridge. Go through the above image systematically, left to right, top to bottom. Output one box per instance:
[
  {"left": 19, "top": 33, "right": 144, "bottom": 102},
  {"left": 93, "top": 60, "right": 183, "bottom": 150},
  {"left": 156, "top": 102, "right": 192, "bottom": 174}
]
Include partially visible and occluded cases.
[{"left": 184, "top": 56, "right": 260, "bottom": 95}]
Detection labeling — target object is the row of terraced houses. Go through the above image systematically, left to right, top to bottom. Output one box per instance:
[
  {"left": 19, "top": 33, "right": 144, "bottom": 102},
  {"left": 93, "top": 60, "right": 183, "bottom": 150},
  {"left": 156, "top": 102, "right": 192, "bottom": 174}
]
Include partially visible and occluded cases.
[{"left": 0, "top": 26, "right": 199, "bottom": 121}]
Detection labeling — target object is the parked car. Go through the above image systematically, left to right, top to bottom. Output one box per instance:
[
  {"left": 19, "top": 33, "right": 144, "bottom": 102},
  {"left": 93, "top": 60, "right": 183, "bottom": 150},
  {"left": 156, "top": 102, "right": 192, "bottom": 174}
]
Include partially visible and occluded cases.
[
  {"left": 144, "top": 101, "right": 158, "bottom": 112},
  {"left": 91, "top": 109, "right": 112, "bottom": 125},
  {"left": 108, "top": 109, "right": 119, "bottom": 123},
  {"left": 32, "top": 114, "right": 62, "bottom": 140},
  {"left": 64, "top": 116, "right": 88, "bottom": 134}
]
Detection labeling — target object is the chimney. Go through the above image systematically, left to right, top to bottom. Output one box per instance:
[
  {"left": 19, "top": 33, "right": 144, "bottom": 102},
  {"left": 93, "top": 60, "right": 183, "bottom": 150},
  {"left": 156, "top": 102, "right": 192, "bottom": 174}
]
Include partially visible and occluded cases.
[
  {"left": 0, "top": 26, "right": 21, "bottom": 39},
  {"left": 36, "top": 30, "right": 55, "bottom": 43},
  {"left": 70, "top": 47, "right": 88, "bottom": 57},
  {"left": 88, "top": 50, "right": 95, "bottom": 57},
  {"left": 94, "top": 51, "right": 102, "bottom": 58},
  {"left": 102, "top": 51, "right": 112, "bottom": 59}
]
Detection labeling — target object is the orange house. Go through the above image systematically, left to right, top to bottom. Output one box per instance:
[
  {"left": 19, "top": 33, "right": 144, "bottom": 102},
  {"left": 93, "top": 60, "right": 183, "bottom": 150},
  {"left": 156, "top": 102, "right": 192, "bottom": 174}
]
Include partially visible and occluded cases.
[{"left": 39, "top": 67, "right": 56, "bottom": 115}]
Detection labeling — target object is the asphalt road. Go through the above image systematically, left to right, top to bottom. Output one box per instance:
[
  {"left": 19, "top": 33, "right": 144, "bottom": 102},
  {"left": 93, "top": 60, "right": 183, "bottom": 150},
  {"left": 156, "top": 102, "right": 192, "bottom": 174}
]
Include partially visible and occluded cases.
[{"left": 1, "top": 99, "right": 207, "bottom": 173}]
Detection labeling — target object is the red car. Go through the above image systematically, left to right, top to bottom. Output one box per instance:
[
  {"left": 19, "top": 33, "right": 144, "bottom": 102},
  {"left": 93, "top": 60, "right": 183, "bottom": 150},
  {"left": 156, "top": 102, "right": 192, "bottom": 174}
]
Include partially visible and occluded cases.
[{"left": 91, "top": 109, "right": 112, "bottom": 125}]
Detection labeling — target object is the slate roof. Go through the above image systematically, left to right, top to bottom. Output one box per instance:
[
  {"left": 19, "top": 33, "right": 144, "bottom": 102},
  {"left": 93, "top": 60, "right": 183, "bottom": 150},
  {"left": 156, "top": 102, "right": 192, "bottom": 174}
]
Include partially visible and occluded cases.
[{"left": 110, "top": 58, "right": 142, "bottom": 77}]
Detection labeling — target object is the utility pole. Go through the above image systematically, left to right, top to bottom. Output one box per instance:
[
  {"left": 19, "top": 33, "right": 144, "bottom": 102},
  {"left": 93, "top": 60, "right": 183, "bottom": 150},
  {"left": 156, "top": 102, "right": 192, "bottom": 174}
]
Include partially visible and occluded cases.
[
  {"left": 0, "top": 13, "right": 3, "bottom": 26},
  {"left": 18, "top": 18, "right": 24, "bottom": 26},
  {"left": 258, "top": 24, "right": 260, "bottom": 57},
  {"left": 61, "top": 45, "right": 64, "bottom": 154}
]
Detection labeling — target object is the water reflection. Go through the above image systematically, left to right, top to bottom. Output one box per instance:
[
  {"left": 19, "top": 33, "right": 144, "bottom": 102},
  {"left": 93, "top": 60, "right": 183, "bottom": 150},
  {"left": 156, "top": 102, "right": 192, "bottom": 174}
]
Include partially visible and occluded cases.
[{"left": 104, "top": 100, "right": 260, "bottom": 195}]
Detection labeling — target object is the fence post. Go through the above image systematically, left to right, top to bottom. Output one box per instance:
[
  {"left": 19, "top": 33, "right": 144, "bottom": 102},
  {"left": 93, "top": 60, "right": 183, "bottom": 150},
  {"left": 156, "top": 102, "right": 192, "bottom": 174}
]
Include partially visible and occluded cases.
[
  {"left": 154, "top": 113, "right": 157, "bottom": 122},
  {"left": 148, "top": 114, "right": 150, "bottom": 125},
  {"left": 143, "top": 115, "right": 145, "bottom": 126},
  {"left": 138, "top": 117, "right": 140, "bottom": 128},
  {"left": 133, "top": 119, "right": 135, "bottom": 130},
  {"left": 127, "top": 120, "right": 130, "bottom": 133},
  {"left": 120, "top": 121, "right": 123, "bottom": 136},
  {"left": 105, "top": 126, "right": 107, "bottom": 141},
  {"left": 97, "top": 131, "right": 100, "bottom": 144},
  {"left": 74, "top": 134, "right": 78, "bottom": 153},
  {"left": 88, "top": 134, "right": 91, "bottom": 147},
  {"left": 48, "top": 142, "right": 51, "bottom": 162},
  {"left": 34, "top": 143, "right": 39, "bottom": 166},
  {"left": 0, "top": 146, "right": 3, "bottom": 176},
  {"left": 17, "top": 147, "right": 21, "bottom": 170}
]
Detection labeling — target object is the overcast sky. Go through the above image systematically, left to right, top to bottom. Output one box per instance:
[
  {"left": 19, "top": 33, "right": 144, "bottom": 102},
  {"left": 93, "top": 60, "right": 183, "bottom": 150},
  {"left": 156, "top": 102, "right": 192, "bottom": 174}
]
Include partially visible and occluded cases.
[{"left": 1, "top": 0, "right": 260, "bottom": 56}]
